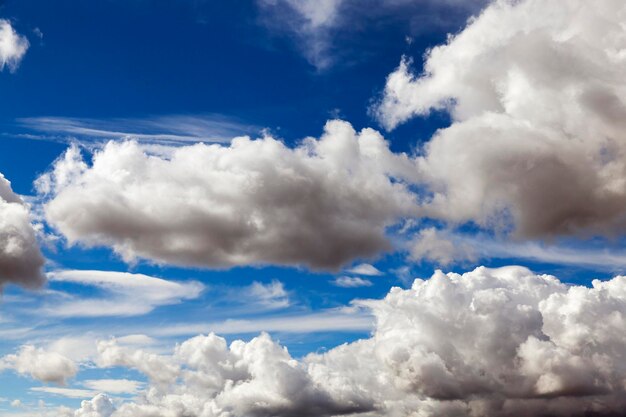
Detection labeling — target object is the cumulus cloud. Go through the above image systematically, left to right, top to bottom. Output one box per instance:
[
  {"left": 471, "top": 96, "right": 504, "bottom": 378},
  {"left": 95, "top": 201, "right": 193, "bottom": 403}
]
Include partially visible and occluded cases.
[
  {"left": 375, "top": 0, "right": 626, "bottom": 241},
  {"left": 0, "top": 19, "right": 29, "bottom": 72},
  {"left": 38, "top": 120, "right": 418, "bottom": 270},
  {"left": 0, "top": 173, "right": 45, "bottom": 288},
  {"left": 409, "top": 227, "right": 476, "bottom": 266},
  {"left": 71, "top": 266, "right": 626, "bottom": 416},
  {"left": 45, "top": 270, "right": 204, "bottom": 317},
  {"left": 0, "top": 345, "right": 77, "bottom": 385},
  {"left": 73, "top": 394, "right": 115, "bottom": 417}
]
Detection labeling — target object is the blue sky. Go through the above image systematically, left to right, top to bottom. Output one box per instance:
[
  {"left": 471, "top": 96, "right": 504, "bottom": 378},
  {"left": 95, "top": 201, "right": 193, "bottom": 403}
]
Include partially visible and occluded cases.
[{"left": 1, "top": 0, "right": 626, "bottom": 416}]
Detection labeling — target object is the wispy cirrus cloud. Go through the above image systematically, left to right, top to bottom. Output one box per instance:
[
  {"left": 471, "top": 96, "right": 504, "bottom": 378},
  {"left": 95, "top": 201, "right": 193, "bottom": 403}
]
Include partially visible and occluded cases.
[
  {"left": 12, "top": 114, "right": 261, "bottom": 147},
  {"left": 42, "top": 270, "right": 204, "bottom": 318},
  {"left": 149, "top": 306, "right": 373, "bottom": 337}
]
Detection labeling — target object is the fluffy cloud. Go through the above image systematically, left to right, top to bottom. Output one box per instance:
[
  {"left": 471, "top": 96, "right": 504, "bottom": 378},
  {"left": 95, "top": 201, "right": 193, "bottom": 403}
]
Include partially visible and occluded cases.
[
  {"left": 375, "top": 0, "right": 626, "bottom": 240},
  {"left": 0, "top": 19, "right": 29, "bottom": 72},
  {"left": 39, "top": 120, "right": 418, "bottom": 270},
  {"left": 0, "top": 173, "right": 45, "bottom": 288},
  {"left": 409, "top": 227, "right": 476, "bottom": 266},
  {"left": 73, "top": 266, "right": 626, "bottom": 416},
  {"left": 45, "top": 270, "right": 204, "bottom": 317},
  {"left": 0, "top": 345, "right": 77, "bottom": 385},
  {"left": 73, "top": 394, "right": 115, "bottom": 417}
]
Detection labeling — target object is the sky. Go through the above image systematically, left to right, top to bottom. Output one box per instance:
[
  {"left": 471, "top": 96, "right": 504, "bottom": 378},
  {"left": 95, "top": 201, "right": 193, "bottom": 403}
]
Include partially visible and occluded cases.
[{"left": 1, "top": 0, "right": 626, "bottom": 416}]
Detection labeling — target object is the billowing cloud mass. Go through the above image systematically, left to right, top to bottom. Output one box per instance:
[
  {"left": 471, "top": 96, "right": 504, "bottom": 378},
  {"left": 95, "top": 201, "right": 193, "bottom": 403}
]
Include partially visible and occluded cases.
[
  {"left": 375, "top": 0, "right": 626, "bottom": 240},
  {"left": 0, "top": 19, "right": 29, "bottom": 71},
  {"left": 38, "top": 120, "right": 418, "bottom": 270},
  {"left": 0, "top": 173, "right": 45, "bottom": 288},
  {"left": 409, "top": 227, "right": 476, "bottom": 266},
  {"left": 71, "top": 266, "right": 626, "bottom": 417},
  {"left": 0, "top": 345, "right": 77, "bottom": 385}
]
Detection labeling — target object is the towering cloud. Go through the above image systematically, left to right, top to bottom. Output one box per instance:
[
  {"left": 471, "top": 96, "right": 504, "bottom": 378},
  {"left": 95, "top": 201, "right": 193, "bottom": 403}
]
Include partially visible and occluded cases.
[
  {"left": 376, "top": 0, "right": 626, "bottom": 239},
  {"left": 0, "top": 19, "right": 29, "bottom": 71},
  {"left": 39, "top": 120, "right": 418, "bottom": 270},
  {"left": 0, "top": 173, "right": 45, "bottom": 288},
  {"left": 73, "top": 266, "right": 626, "bottom": 416}
]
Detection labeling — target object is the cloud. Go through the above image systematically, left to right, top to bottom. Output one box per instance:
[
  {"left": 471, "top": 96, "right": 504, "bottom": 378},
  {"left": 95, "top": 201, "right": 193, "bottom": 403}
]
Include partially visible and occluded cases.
[
  {"left": 258, "top": 0, "right": 486, "bottom": 69},
  {"left": 375, "top": 0, "right": 626, "bottom": 241},
  {"left": 0, "top": 19, "right": 29, "bottom": 72},
  {"left": 16, "top": 115, "right": 260, "bottom": 148},
  {"left": 38, "top": 120, "right": 419, "bottom": 270},
  {"left": 0, "top": 173, "right": 46, "bottom": 288},
  {"left": 409, "top": 227, "right": 476, "bottom": 266},
  {"left": 410, "top": 229, "right": 626, "bottom": 270},
  {"left": 346, "top": 263, "right": 383, "bottom": 276},
  {"left": 72, "top": 265, "right": 626, "bottom": 416},
  {"left": 44, "top": 270, "right": 204, "bottom": 317},
  {"left": 331, "top": 276, "right": 373, "bottom": 288},
  {"left": 246, "top": 280, "right": 290, "bottom": 309},
  {"left": 149, "top": 308, "right": 374, "bottom": 337},
  {"left": 0, "top": 345, "right": 77, "bottom": 385},
  {"left": 82, "top": 379, "right": 144, "bottom": 396},
  {"left": 30, "top": 387, "right": 96, "bottom": 399},
  {"left": 73, "top": 394, "right": 115, "bottom": 417}
]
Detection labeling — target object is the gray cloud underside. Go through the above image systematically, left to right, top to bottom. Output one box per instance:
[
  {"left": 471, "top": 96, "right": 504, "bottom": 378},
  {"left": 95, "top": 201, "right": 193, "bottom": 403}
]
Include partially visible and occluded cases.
[
  {"left": 39, "top": 120, "right": 419, "bottom": 270},
  {"left": 0, "top": 173, "right": 45, "bottom": 288}
]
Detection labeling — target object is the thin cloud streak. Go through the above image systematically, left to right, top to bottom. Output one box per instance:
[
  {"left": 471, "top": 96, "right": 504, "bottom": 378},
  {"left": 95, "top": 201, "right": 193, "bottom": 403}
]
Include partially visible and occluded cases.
[
  {"left": 13, "top": 114, "right": 261, "bottom": 147},
  {"left": 150, "top": 308, "right": 374, "bottom": 337}
]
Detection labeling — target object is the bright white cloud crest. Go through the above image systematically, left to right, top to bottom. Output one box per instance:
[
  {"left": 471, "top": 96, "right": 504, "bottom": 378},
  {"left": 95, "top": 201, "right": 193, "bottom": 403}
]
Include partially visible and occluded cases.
[
  {"left": 376, "top": 0, "right": 626, "bottom": 240},
  {"left": 0, "top": 19, "right": 29, "bottom": 72},
  {"left": 39, "top": 120, "right": 418, "bottom": 270},
  {"left": 49, "top": 266, "right": 626, "bottom": 417}
]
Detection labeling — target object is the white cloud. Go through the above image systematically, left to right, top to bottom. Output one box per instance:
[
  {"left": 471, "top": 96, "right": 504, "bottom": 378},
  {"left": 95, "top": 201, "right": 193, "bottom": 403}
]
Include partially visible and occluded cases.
[
  {"left": 375, "top": 0, "right": 626, "bottom": 240},
  {"left": 0, "top": 20, "right": 29, "bottom": 72},
  {"left": 17, "top": 115, "right": 259, "bottom": 147},
  {"left": 39, "top": 120, "right": 419, "bottom": 270},
  {"left": 0, "top": 173, "right": 45, "bottom": 288},
  {"left": 409, "top": 227, "right": 476, "bottom": 266},
  {"left": 412, "top": 230, "right": 626, "bottom": 270},
  {"left": 346, "top": 263, "right": 383, "bottom": 276},
  {"left": 71, "top": 265, "right": 626, "bottom": 416},
  {"left": 44, "top": 270, "right": 204, "bottom": 317},
  {"left": 331, "top": 276, "right": 373, "bottom": 288},
  {"left": 246, "top": 280, "right": 290, "bottom": 309},
  {"left": 149, "top": 308, "right": 374, "bottom": 337},
  {"left": 0, "top": 345, "right": 77, "bottom": 385},
  {"left": 82, "top": 379, "right": 144, "bottom": 396},
  {"left": 30, "top": 387, "right": 96, "bottom": 399},
  {"left": 73, "top": 394, "right": 115, "bottom": 417}
]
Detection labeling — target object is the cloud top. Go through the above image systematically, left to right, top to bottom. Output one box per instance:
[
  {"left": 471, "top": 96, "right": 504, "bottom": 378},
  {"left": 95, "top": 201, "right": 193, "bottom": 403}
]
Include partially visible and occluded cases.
[{"left": 375, "top": 0, "right": 626, "bottom": 239}]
